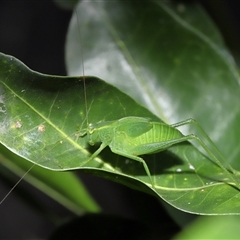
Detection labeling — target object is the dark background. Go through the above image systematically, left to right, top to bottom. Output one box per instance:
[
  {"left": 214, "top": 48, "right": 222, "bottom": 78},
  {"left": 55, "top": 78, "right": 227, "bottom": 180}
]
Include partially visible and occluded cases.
[{"left": 0, "top": 1, "right": 239, "bottom": 239}]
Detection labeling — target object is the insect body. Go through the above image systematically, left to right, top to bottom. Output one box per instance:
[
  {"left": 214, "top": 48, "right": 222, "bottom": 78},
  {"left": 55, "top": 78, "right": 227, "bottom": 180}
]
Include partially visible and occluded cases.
[
  {"left": 79, "top": 116, "right": 238, "bottom": 188},
  {"left": 80, "top": 117, "right": 182, "bottom": 186}
]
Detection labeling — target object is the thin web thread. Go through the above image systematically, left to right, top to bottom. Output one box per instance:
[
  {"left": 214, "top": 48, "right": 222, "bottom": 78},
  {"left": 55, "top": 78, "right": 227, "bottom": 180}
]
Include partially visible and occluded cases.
[{"left": 0, "top": 165, "right": 34, "bottom": 204}]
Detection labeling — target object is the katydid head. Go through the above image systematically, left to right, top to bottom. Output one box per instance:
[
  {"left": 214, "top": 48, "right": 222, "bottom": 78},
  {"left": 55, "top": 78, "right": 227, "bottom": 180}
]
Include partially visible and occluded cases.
[
  {"left": 82, "top": 121, "right": 114, "bottom": 146},
  {"left": 82, "top": 122, "right": 100, "bottom": 146}
]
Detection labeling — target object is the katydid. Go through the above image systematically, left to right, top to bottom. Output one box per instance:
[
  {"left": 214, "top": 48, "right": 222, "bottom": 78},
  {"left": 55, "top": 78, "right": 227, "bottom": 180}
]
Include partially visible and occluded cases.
[{"left": 78, "top": 116, "right": 239, "bottom": 188}]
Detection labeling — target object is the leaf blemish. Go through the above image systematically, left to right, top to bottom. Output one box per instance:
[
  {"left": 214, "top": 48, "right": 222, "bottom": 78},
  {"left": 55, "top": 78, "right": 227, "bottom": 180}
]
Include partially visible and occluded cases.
[
  {"left": 14, "top": 120, "right": 22, "bottom": 129},
  {"left": 38, "top": 124, "right": 45, "bottom": 132}
]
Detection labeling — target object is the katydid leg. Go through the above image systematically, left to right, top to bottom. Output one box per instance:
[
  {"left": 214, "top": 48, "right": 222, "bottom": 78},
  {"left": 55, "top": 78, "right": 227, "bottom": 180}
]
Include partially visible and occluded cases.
[
  {"left": 171, "top": 119, "right": 239, "bottom": 177},
  {"left": 185, "top": 134, "right": 239, "bottom": 187},
  {"left": 80, "top": 142, "right": 108, "bottom": 166}
]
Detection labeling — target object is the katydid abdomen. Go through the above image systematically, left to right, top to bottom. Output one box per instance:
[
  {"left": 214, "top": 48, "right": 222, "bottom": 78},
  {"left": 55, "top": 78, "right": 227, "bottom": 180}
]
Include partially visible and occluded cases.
[
  {"left": 112, "top": 119, "right": 183, "bottom": 156},
  {"left": 126, "top": 122, "right": 183, "bottom": 155}
]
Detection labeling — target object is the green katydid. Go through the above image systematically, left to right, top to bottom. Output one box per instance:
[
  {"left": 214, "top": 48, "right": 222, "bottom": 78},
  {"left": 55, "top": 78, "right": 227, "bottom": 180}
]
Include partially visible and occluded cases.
[{"left": 78, "top": 115, "right": 239, "bottom": 189}]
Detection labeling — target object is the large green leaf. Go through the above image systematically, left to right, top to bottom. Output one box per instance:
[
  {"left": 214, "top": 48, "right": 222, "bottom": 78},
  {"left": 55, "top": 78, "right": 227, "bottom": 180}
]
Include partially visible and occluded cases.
[
  {"left": 64, "top": 0, "right": 240, "bottom": 214},
  {"left": 0, "top": 51, "right": 238, "bottom": 216},
  {"left": 0, "top": 53, "right": 101, "bottom": 213}
]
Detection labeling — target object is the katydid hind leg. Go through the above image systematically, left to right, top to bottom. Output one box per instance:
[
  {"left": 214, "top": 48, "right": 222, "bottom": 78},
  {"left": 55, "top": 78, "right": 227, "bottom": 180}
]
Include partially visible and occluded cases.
[
  {"left": 171, "top": 119, "right": 239, "bottom": 183},
  {"left": 171, "top": 119, "right": 233, "bottom": 171},
  {"left": 187, "top": 134, "right": 239, "bottom": 187}
]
